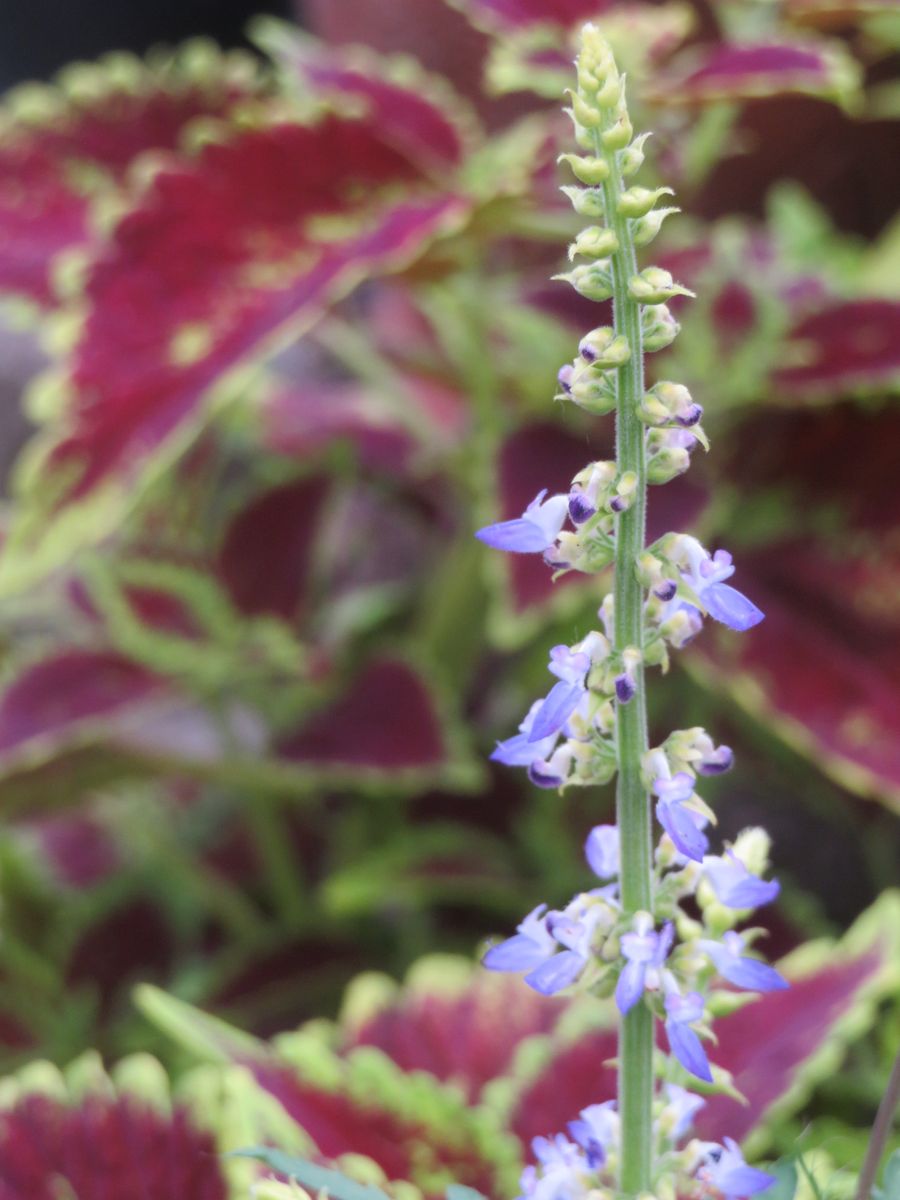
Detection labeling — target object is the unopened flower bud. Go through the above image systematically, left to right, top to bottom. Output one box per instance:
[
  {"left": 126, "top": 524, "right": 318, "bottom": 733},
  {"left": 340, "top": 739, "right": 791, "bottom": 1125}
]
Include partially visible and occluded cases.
[
  {"left": 593, "top": 69, "right": 623, "bottom": 109},
  {"left": 566, "top": 89, "right": 604, "bottom": 129},
  {"left": 601, "top": 113, "right": 633, "bottom": 149},
  {"left": 620, "top": 131, "right": 652, "bottom": 176},
  {"left": 558, "top": 153, "right": 610, "bottom": 185},
  {"left": 561, "top": 185, "right": 606, "bottom": 218},
  {"left": 618, "top": 185, "right": 675, "bottom": 219},
  {"left": 632, "top": 206, "right": 680, "bottom": 246},
  {"left": 570, "top": 225, "right": 619, "bottom": 259},
  {"left": 554, "top": 262, "right": 614, "bottom": 301},
  {"left": 628, "top": 267, "right": 695, "bottom": 305},
  {"left": 641, "top": 304, "right": 680, "bottom": 351},
  {"left": 579, "top": 326, "right": 631, "bottom": 367},
  {"left": 568, "top": 366, "right": 617, "bottom": 414},
  {"left": 647, "top": 381, "right": 702, "bottom": 427},
  {"left": 647, "top": 447, "right": 691, "bottom": 484},
  {"left": 609, "top": 469, "right": 638, "bottom": 513},
  {"left": 659, "top": 606, "right": 703, "bottom": 648},
  {"left": 615, "top": 646, "right": 642, "bottom": 703},
  {"left": 731, "top": 827, "right": 772, "bottom": 877}
]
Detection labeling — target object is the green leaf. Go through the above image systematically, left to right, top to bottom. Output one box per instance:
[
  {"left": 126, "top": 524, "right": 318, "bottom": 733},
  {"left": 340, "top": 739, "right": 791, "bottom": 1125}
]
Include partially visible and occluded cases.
[
  {"left": 230, "top": 1147, "right": 391, "bottom": 1200},
  {"left": 764, "top": 1159, "right": 799, "bottom": 1200}
]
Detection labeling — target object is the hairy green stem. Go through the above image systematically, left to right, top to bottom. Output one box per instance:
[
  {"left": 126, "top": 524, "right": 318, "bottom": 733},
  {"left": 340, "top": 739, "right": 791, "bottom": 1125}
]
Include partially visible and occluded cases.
[{"left": 596, "top": 127, "right": 653, "bottom": 1195}]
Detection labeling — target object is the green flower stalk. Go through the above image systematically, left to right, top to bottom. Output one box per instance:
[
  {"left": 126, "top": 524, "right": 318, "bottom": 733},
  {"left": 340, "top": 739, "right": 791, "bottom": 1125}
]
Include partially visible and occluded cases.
[{"left": 478, "top": 24, "right": 778, "bottom": 1200}]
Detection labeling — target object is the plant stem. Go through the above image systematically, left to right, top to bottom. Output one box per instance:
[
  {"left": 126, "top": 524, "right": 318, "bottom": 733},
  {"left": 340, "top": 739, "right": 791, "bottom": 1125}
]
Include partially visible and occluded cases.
[{"left": 597, "top": 127, "right": 653, "bottom": 1195}]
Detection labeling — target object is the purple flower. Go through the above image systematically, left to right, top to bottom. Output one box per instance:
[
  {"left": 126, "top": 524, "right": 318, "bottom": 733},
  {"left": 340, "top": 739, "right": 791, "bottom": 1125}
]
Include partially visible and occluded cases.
[
  {"left": 476, "top": 489, "right": 568, "bottom": 554},
  {"left": 679, "top": 537, "right": 764, "bottom": 632},
  {"left": 528, "top": 645, "right": 592, "bottom": 743},
  {"left": 491, "top": 700, "right": 560, "bottom": 768},
  {"left": 696, "top": 742, "right": 734, "bottom": 775},
  {"left": 527, "top": 745, "right": 574, "bottom": 790},
  {"left": 653, "top": 773, "right": 709, "bottom": 862},
  {"left": 585, "top": 825, "right": 619, "bottom": 880},
  {"left": 704, "top": 852, "right": 780, "bottom": 909},
  {"left": 483, "top": 903, "right": 557, "bottom": 973},
  {"left": 615, "top": 914, "right": 674, "bottom": 1014},
  {"left": 700, "top": 931, "right": 789, "bottom": 992},
  {"left": 664, "top": 989, "right": 713, "bottom": 1082},
  {"left": 662, "top": 1083, "right": 705, "bottom": 1142},
  {"left": 567, "top": 1102, "right": 618, "bottom": 1169},
  {"left": 518, "top": 1135, "right": 585, "bottom": 1200},
  {"left": 699, "top": 1138, "right": 776, "bottom": 1197}
]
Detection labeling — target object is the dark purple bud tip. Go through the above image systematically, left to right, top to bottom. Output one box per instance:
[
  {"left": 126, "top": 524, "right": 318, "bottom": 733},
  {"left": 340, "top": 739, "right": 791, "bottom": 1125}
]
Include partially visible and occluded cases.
[
  {"left": 578, "top": 339, "right": 597, "bottom": 363},
  {"left": 557, "top": 364, "right": 574, "bottom": 395},
  {"left": 677, "top": 404, "right": 704, "bottom": 427},
  {"left": 568, "top": 491, "right": 596, "bottom": 525},
  {"left": 610, "top": 496, "right": 627, "bottom": 513},
  {"left": 543, "top": 550, "right": 570, "bottom": 569},
  {"left": 654, "top": 580, "right": 678, "bottom": 601},
  {"left": 615, "top": 674, "right": 635, "bottom": 704},
  {"left": 698, "top": 745, "right": 735, "bottom": 775},
  {"left": 528, "top": 763, "right": 564, "bottom": 788}
]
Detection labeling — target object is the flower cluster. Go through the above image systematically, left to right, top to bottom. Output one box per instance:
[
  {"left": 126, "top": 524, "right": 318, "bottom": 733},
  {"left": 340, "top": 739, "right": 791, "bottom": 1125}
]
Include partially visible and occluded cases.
[{"left": 475, "top": 23, "right": 780, "bottom": 1197}]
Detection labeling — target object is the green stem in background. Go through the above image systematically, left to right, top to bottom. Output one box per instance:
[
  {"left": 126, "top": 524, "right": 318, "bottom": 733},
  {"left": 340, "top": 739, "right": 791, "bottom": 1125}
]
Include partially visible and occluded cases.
[{"left": 595, "top": 122, "right": 653, "bottom": 1195}]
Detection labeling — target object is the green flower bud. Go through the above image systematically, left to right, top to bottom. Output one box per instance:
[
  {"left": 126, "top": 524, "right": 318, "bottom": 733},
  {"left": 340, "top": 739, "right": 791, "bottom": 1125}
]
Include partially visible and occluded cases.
[
  {"left": 593, "top": 69, "right": 623, "bottom": 109},
  {"left": 565, "top": 89, "right": 604, "bottom": 129},
  {"left": 601, "top": 113, "right": 633, "bottom": 149},
  {"left": 621, "top": 131, "right": 652, "bottom": 176},
  {"left": 557, "top": 153, "right": 610, "bottom": 184},
  {"left": 560, "top": 185, "right": 606, "bottom": 219},
  {"left": 617, "top": 185, "right": 675, "bottom": 219},
  {"left": 632, "top": 206, "right": 680, "bottom": 246},
  {"left": 569, "top": 225, "right": 619, "bottom": 259},
  {"left": 553, "top": 262, "right": 613, "bottom": 301},
  {"left": 628, "top": 266, "right": 695, "bottom": 305},
  {"left": 641, "top": 304, "right": 680, "bottom": 351},
  {"left": 579, "top": 326, "right": 631, "bottom": 368},
  {"left": 565, "top": 364, "right": 617, "bottom": 414},
  {"left": 636, "top": 391, "right": 670, "bottom": 425},
  {"left": 647, "top": 447, "right": 691, "bottom": 484},
  {"left": 731, "top": 827, "right": 772, "bottom": 877}
]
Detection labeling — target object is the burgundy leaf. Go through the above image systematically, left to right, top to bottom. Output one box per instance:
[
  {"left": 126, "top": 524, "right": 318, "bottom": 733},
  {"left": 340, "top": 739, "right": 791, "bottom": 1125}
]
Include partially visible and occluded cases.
[
  {"left": 450, "top": 0, "right": 615, "bottom": 31},
  {"left": 648, "top": 40, "right": 857, "bottom": 106},
  {"left": 0, "top": 48, "right": 264, "bottom": 306},
  {"left": 25, "top": 109, "right": 469, "bottom": 509},
  {"left": 773, "top": 300, "right": 900, "bottom": 398},
  {"left": 277, "top": 659, "right": 446, "bottom": 771},
  {"left": 341, "top": 963, "right": 568, "bottom": 1100},
  {"left": 0, "top": 1094, "right": 227, "bottom": 1200}
]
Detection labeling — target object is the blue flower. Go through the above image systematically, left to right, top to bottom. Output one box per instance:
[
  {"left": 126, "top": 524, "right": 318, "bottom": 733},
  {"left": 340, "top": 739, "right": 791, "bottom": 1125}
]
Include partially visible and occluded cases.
[
  {"left": 476, "top": 489, "right": 569, "bottom": 554},
  {"left": 679, "top": 537, "right": 764, "bottom": 632},
  {"left": 528, "top": 644, "right": 593, "bottom": 743},
  {"left": 491, "top": 700, "right": 561, "bottom": 768},
  {"left": 653, "top": 773, "right": 709, "bottom": 862},
  {"left": 584, "top": 825, "right": 619, "bottom": 880},
  {"left": 703, "top": 852, "right": 780, "bottom": 910},
  {"left": 484, "top": 900, "right": 602, "bottom": 996},
  {"left": 483, "top": 904, "right": 557, "bottom": 973},
  {"left": 615, "top": 914, "right": 674, "bottom": 1014},
  {"left": 699, "top": 931, "right": 789, "bottom": 992},
  {"left": 664, "top": 989, "right": 713, "bottom": 1082},
  {"left": 661, "top": 1083, "right": 705, "bottom": 1143},
  {"left": 567, "top": 1102, "right": 619, "bottom": 1169},
  {"left": 518, "top": 1135, "right": 586, "bottom": 1200},
  {"left": 700, "top": 1138, "right": 776, "bottom": 1197}
]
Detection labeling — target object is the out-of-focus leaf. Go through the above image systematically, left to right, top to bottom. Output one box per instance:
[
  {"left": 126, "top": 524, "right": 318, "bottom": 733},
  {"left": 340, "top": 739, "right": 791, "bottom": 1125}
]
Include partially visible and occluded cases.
[
  {"left": 447, "top": 0, "right": 611, "bottom": 33},
  {"left": 785, "top": 0, "right": 899, "bottom": 31},
  {"left": 646, "top": 40, "right": 860, "bottom": 108},
  {"left": 0, "top": 43, "right": 266, "bottom": 309},
  {"left": 3, "top": 103, "right": 471, "bottom": 590},
  {"left": 773, "top": 300, "right": 900, "bottom": 398},
  {"left": 337, "top": 955, "right": 567, "bottom": 1101}
]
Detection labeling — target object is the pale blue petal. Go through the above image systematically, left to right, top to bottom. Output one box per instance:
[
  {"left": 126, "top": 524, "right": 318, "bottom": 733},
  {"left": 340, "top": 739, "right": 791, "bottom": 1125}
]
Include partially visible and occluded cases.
[
  {"left": 476, "top": 517, "right": 551, "bottom": 553},
  {"left": 704, "top": 583, "right": 765, "bottom": 631},
  {"left": 529, "top": 681, "right": 585, "bottom": 742},
  {"left": 491, "top": 733, "right": 539, "bottom": 767},
  {"left": 657, "top": 799, "right": 708, "bottom": 862},
  {"left": 719, "top": 876, "right": 780, "bottom": 909},
  {"left": 483, "top": 934, "right": 550, "bottom": 973},
  {"left": 525, "top": 950, "right": 585, "bottom": 995},
  {"left": 718, "top": 956, "right": 789, "bottom": 993},
  {"left": 615, "top": 960, "right": 646, "bottom": 1015},
  {"left": 666, "top": 1019, "right": 713, "bottom": 1082},
  {"left": 717, "top": 1164, "right": 776, "bottom": 1196}
]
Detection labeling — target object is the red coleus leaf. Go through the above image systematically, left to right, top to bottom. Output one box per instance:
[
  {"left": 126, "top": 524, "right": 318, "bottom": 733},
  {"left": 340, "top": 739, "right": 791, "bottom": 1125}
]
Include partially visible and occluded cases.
[
  {"left": 449, "top": 0, "right": 615, "bottom": 32},
  {"left": 785, "top": 0, "right": 898, "bottom": 30},
  {"left": 257, "top": 22, "right": 478, "bottom": 174},
  {"left": 647, "top": 40, "right": 858, "bottom": 106},
  {"left": 0, "top": 46, "right": 265, "bottom": 307},
  {"left": 25, "top": 107, "right": 469, "bottom": 513},
  {"left": 773, "top": 299, "right": 900, "bottom": 398},
  {"left": 218, "top": 475, "right": 331, "bottom": 623},
  {"left": 0, "top": 649, "right": 261, "bottom": 808},
  {"left": 277, "top": 658, "right": 446, "bottom": 772},
  {"left": 506, "top": 895, "right": 898, "bottom": 1153},
  {"left": 338, "top": 957, "right": 568, "bottom": 1101},
  {"left": 0, "top": 1093, "right": 227, "bottom": 1200}
]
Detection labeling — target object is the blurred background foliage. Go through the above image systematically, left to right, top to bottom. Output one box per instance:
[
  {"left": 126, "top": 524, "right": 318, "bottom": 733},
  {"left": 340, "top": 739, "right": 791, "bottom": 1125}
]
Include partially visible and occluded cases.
[{"left": 0, "top": 0, "right": 898, "bottom": 1190}]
